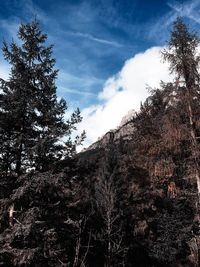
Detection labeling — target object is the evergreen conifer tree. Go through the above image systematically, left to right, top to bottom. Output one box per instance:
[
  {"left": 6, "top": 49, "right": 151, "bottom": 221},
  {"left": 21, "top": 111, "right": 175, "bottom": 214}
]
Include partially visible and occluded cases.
[
  {"left": 163, "top": 17, "right": 200, "bottom": 195},
  {"left": 0, "top": 20, "right": 85, "bottom": 175}
]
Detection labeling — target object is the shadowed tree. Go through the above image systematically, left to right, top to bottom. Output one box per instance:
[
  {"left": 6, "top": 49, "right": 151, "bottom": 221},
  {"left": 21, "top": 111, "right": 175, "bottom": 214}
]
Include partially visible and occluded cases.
[
  {"left": 163, "top": 17, "right": 200, "bottom": 196},
  {"left": 0, "top": 20, "right": 85, "bottom": 175},
  {"left": 94, "top": 144, "right": 127, "bottom": 267}
]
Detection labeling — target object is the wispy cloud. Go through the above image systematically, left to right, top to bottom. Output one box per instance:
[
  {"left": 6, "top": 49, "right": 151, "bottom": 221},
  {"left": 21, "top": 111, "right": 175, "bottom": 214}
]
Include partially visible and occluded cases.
[
  {"left": 147, "top": 0, "right": 200, "bottom": 44},
  {"left": 167, "top": 0, "right": 200, "bottom": 24},
  {"left": 147, "top": 11, "right": 176, "bottom": 44},
  {"left": 0, "top": 19, "right": 19, "bottom": 39},
  {"left": 68, "top": 31, "right": 123, "bottom": 47},
  {"left": 59, "top": 71, "right": 103, "bottom": 87},
  {"left": 59, "top": 87, "right": 97, "bottom": 96}
]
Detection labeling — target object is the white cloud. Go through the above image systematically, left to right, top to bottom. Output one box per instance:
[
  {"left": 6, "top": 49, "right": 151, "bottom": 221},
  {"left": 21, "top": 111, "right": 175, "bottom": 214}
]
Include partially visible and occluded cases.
[
  {"left": 167, "top": 0, "right": 200, "bottom": 22},
  {"left": 69, "top": 31, "right": 123, "bottom": 47},
  {"left": 78, "top": 46, "right": 174, "bottom": 148},
  {"left": 0, "top": 61, "right": 10, "bottom": 80},
  {"left": 0, "top": 62, "right": 10, "bottom": 94},
  {"left": 60, "top": 87, "right": 96, "bottom": 96}
]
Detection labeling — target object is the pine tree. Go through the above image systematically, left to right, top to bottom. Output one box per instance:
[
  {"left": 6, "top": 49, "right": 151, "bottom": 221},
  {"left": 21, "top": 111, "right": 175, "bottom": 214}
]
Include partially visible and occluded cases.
[
  {"left": 163, "top": 17, "right": 200, "bottom": 195},
  {"left": 0, "top": 20, "right": 85, "bottom": 175},
  {"left": 0, "top": 91, "right": 16, "bottom": 176}
]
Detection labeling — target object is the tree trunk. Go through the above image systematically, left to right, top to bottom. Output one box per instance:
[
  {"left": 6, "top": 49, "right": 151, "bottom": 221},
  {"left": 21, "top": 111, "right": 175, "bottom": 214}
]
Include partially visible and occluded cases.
[
  {"left": 184, "top": 72, "right": 200, "bottom": 196},
  {"left": 187, "top": 98, "right": 200, "bottom": 192},
  {"left": 15, "top": 141, "right": 23, "bottom": 176}
]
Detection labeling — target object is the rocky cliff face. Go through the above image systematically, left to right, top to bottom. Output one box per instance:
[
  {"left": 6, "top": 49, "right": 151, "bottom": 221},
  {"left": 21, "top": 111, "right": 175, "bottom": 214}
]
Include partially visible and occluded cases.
[{"left": 86, "top": 109, "right": 136, "bottom": 151}]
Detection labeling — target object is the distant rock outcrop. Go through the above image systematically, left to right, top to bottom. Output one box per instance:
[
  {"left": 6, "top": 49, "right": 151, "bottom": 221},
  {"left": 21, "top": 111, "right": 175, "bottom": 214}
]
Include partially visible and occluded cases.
[{"left": 86, "top": 109, "right": 136, "bottom": 151}]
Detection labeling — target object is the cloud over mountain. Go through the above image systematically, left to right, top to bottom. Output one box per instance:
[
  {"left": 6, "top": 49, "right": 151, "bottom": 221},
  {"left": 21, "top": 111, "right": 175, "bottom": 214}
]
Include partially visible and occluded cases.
[{"left": 78, "top": 46, "right": 173, "bottom": 147}]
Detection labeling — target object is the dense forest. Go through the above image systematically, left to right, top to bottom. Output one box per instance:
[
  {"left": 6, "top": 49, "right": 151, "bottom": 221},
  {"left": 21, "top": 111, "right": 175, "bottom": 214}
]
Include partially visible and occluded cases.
[{"left": 1, "top": 17, "right": 200, "bottom": 267}]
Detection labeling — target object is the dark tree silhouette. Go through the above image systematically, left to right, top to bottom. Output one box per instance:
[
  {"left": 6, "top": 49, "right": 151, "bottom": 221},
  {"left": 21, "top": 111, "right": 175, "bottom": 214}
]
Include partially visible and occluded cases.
[
  {"left": 163, "top": 17, "right": 200, "bottom": 196},
  {"left": 0, "top": 20, "right": 85, "bottom": 175}
]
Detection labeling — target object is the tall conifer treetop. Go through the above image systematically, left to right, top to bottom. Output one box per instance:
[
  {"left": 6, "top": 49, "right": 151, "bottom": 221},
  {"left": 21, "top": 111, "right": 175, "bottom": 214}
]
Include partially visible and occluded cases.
[
  {"left": 163, "top": 17, "right": 200, "bottom": 195},
  {"left": 163, "top": 17, "right": 200, "bottom": 87},
  {"left": 0, "top": 20, "right": 85, "bottom": 175}
]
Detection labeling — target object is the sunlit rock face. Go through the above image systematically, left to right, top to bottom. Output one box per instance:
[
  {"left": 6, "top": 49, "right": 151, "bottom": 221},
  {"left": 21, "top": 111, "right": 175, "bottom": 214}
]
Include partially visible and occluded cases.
[
  {"left": 86, "top": 109, "right": 136, "bottom": 151},
  {"left": 119, "top": 109, "right": 136, "bottom": 127}
]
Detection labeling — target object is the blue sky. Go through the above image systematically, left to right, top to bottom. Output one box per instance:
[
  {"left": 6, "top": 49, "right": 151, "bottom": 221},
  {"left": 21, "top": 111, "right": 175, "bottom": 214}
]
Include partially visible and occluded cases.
[{"left": 0, "top": 0, "right": 200, "bottom": 146}]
